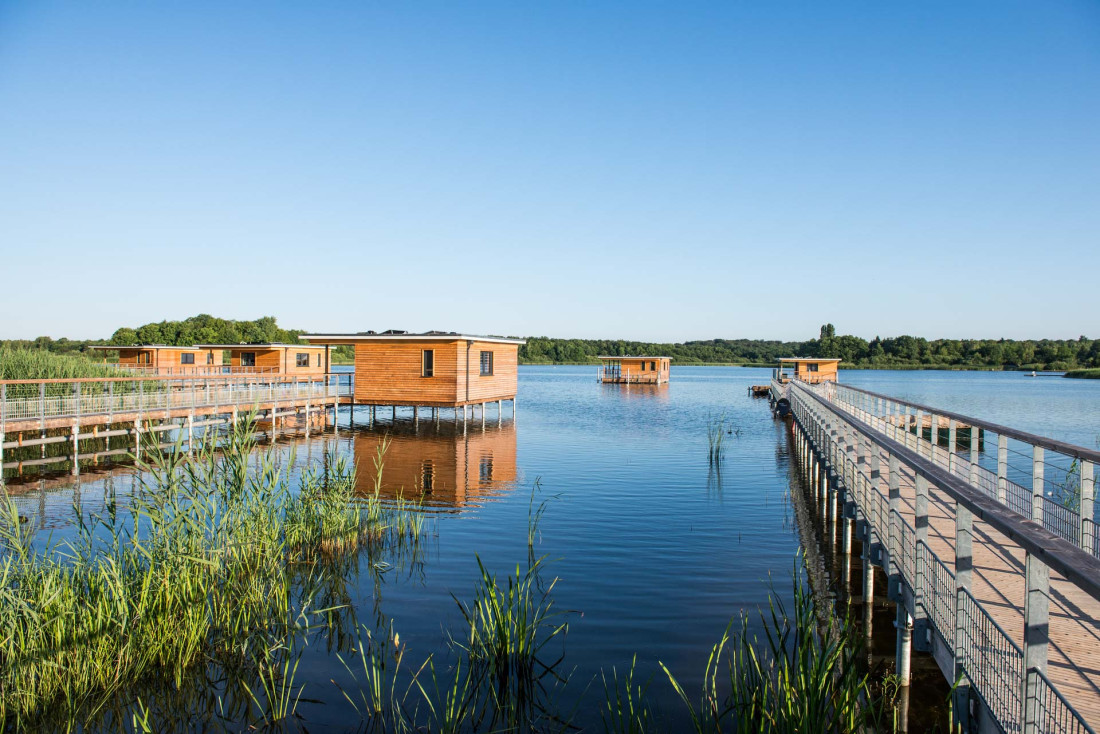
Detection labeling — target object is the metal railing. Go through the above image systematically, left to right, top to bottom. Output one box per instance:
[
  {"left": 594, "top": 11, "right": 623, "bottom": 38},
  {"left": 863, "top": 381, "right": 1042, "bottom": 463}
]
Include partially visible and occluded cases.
[
  {"left": 107, "top": 364, "right": 280, "bottom": 376},
  {"left": 596, "top": 367, "right": 665, "bottom": 384},
  {"left": 0, "top": 374, "right": 353, "bottom": 429},
  {"left": 788, "top": 380, "right": 1100, "bottom": 734},
  {"left": 814, "top": 380, "right": 1098, "bottom": 559}
]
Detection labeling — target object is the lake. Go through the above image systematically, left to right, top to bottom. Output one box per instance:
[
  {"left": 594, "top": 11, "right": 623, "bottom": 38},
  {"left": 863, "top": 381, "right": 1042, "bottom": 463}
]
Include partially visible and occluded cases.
[{"left": 7, "top": 365, "right": 1100, "bottom": 730}]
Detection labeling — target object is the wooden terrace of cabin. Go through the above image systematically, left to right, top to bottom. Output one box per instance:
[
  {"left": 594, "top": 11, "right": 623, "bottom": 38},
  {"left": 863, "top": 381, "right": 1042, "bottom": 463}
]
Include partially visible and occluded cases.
[
  {"left": 302, "top": 331, "right": 524, "bottom": 417},
  {"left": 196, "top": 344, "right": 329, "bottom": 376},
  {"left": 90, "top": 345, "right": 220, "bottom": 376},
  {"left": 598, "top": 356, "right": 671, "bottom": 384},
  {"left": 776, "top": 357, "right": 841, "bottom": 384}
]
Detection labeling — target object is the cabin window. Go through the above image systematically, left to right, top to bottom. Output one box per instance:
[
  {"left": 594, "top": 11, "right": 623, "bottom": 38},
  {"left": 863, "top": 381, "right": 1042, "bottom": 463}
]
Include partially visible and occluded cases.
[
  {"left": 422, "top": 350, "right": 434, "bottom": 377},
  {"left": 480, "top": 351, "right": 493, "bottom": 376},
  {"left": 139, "top": 352, "right": 150, "bottom": 364},
  {"left": 207, "top": 352, "right": 214, "bottom": 364},
  {"left": 241, "top": 352, "right": 256, "bottom": 367},
  {"left": 180, "top": 353, "right": 195, "bottom": 365},
  {"left": 296, "top": 353, "right": 309, "bottom": 368},
  {"left": 316, "top": 354, "right": 321, "bottom": 367},
  {"left": 650, "top": 361, "right": 656, "bottom": 371},
  {"left": 807, "top": 363, "right": 819, "bottom": 372},
  {"left": 479, "top": 456, "right": 494, "bottom": 482}
]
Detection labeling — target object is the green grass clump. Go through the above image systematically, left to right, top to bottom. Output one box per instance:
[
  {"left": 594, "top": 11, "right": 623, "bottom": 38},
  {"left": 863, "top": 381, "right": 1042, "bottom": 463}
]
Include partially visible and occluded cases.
[
  {"left": 0, "top": 346, "right": 118, "bottom": 381},
  {"left": 1064, "top": 368, "right": 1100, "bottom": 379},
  {"left": 0, "top": 419, "right": 424, "bottom": 729},
  {"left": 661, "top": 570, "right": 878, "bottom": 733}
]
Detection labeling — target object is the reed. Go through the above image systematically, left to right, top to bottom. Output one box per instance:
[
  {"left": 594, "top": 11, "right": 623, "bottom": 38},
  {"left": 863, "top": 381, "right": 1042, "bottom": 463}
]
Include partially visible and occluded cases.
[
  {"left": 0, "top": 346, "right": 118, "bottom": 381},
  {"left": 707, "top": 414, "right": 727, "bottom": 463},
  {"left": 0, "top": 418, "right": 425, "bottom": 730},
  {"left": 660, "top": 570, "right": 877, "bottom": 733}
]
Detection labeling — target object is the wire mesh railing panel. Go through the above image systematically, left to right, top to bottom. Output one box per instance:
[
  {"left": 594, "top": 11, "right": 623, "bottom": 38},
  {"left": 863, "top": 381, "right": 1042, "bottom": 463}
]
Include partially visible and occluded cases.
[
  {"left": 1040, "top": 497, "right": 1081, "bottom": 547},
  {"left": 916, "top": 541, "right": 955, "bottom": 647},
  {"left": 957, "top": 589, "right": 1024, "bottom": 732},
  {"left": 1028, "top": 667, "right": 1097, "bottom": 734}
]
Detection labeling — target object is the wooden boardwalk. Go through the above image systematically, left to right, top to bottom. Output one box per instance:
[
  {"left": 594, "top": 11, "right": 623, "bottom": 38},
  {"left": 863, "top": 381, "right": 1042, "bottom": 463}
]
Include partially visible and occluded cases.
[{"left": 778, "top": 377, "right": 1100, "bottom": 733}]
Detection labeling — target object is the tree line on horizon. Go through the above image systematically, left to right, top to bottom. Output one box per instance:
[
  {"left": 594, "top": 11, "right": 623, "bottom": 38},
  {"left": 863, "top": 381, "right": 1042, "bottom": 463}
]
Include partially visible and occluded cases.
[{"left": 1, "top": 317, "right": 1097, "bottom": 371}]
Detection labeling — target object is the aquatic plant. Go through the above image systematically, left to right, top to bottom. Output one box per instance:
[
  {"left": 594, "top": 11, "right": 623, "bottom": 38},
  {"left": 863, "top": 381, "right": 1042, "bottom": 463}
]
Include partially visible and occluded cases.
[
  {"left": 0, "top": 345, "right": 119, "bottom": 381},
  {"left": 707, "top": 414, "right": 727, "bottom": 463},
  {"left": 0, "top": 418, "right": 425, "bottom": 730},
  {"left": 661, "top": 570, "right": 877, "bottom": 733},
  {"left": 601, "top": 656, "right": 655, "bottom": 734}
]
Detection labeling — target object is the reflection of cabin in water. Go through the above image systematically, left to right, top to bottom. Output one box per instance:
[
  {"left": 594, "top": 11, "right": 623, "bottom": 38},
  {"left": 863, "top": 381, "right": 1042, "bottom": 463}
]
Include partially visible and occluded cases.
[
  {"left": 302, "top": 331, "right": 523, "bottom": 411},
  {"left": 196, "top": 344, "right": 329, "bottom": 376},
  {"left": 91, "top": 345, "right": 220, "bottom": 375},
  {"left": 598, "top": 356, "right": 671, "bottom": 384},
  {"left": 774, "top": 357, "right": 841, "bottom": 384},
  {"left": 353, "top": 425, "right": 518, "bottom": 507}
]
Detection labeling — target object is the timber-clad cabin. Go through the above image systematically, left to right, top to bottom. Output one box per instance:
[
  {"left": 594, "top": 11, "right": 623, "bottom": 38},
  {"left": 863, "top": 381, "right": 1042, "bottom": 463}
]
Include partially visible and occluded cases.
[
  {"left": 302, "top": 331, "right": 524, "bottom": 409},
  {"left": 196, "top": 344, "right": 329, "bottom": 376},
  {"left": 91, "top": 345, "right": 220, "bottom": 375},
  {"left": 598, "top": 356, "right": 671, "bottom": 384},
  {"left": 775, "top": 357, "right": 841, "bottom": 384}
]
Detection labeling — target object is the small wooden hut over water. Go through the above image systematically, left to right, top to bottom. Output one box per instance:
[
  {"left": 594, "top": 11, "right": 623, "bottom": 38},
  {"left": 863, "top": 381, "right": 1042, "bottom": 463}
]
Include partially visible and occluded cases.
[
  {"left": 302, "top": 331, "right": 524, "bottom": 411},
  {"left": 197, "top": 344, "right": 328, "bottom": 376},
  {"left": 91, "top": 345, "right": 219, "bottom": 375},
  {"left": 597, "top": 356, "right": 671, "bottom": 384},
  {"left": 776, "top": 357, "right": 841, "bottom": 384}
]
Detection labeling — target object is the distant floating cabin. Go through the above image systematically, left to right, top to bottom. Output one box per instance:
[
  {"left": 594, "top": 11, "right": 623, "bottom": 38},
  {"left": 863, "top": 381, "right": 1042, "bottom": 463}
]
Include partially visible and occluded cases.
[
  {"left": 302, "top": 331, "right": 524, "bottom": 409},
  {"left": 195, "top": 344, "right": 329, "bottom": 376},
  {"left": 91, "top": 345, "right": 219, "bottom": 376},
  {"left": 597, "top": 356, "right": 671, "bottom": 385},
  {"left": 775, "top": 357, "right": 841, "bottom": 384}
]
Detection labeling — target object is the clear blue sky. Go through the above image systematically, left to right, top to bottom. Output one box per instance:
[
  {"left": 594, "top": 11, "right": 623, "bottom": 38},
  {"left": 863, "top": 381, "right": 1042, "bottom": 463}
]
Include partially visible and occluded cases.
[{"left": 2, "top": 1, "right": 1098, "bottom": 343}]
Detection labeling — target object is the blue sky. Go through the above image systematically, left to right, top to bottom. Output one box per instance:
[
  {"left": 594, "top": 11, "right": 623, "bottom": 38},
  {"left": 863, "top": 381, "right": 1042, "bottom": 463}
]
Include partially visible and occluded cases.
[{"left": 1, "top": 1, "right": 1098, "bottom": 342}]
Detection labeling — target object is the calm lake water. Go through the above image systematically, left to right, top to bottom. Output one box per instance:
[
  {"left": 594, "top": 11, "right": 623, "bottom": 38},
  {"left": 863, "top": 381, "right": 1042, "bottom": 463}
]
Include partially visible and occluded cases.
[{"left": 8, "top": 366, "right": 1100, "bottom": 730}]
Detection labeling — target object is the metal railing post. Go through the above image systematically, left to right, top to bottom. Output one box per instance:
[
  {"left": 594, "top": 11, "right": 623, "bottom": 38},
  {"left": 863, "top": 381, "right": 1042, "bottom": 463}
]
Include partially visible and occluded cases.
[
  {"left": 948, "top": 418, "right": 958, "bottom": 474},
  {"left": 997, "top": 434, "right": 1008, "bottom": 504},
  {"left": 1032, "top": 446, "right": 1045, "bottom": 525},
  {"left": 888, "top": 454, "right": 900, "bottom": 580},
  {"left": 1082, "top": 461, "right": 1095, "bottom": 557},
  {"left": 953, "top": 503, "right": 974, "bottom": 730},
  {"left": 1022, "top": 552, "right": 1050, "bottom": 734}
]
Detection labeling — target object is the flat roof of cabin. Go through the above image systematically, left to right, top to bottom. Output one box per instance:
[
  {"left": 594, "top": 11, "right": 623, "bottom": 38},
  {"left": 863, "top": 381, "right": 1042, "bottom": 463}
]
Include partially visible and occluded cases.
[
  {"left": 302, "top": 332, "right": 525, "bottom": 345},
  {"left": 195, "top": 343, "right": 322, "bottom": 349},
  {"left": 89, "top": 345, "right": 207, "bottom": 351},
  {"left": 597, "top": 355, "right": 673, "bottom": 360},
  {"left": 777, "top": 357, "right": 842, "bottom": 363}
]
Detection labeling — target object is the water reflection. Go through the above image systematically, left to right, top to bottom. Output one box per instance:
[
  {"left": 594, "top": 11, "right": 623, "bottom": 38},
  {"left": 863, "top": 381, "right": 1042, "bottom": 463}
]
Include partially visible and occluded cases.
[{"left": 352, "top": 421, "right": 518, "bottom": 509}]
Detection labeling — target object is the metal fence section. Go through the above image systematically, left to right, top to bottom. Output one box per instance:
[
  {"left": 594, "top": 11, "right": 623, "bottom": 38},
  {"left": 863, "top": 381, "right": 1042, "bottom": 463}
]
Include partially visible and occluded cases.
[
  {"left": 0, "top": 374, "right": 353, "bottom": 429},
  {"left": 786, "top": 379, "right": 1100, "bottom": 734},
  {"left": 822, "top": 381, "right": 1099, "bottom": 560}
]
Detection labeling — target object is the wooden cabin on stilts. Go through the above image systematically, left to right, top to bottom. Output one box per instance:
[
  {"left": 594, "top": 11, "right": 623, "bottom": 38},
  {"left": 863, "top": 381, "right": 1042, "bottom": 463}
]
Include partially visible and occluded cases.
[{"left": 302, "top": 330, "right": 524, "bottom": 429}]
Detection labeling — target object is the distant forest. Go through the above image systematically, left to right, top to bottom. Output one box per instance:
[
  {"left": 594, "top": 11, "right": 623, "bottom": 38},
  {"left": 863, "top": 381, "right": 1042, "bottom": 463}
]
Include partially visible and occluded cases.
[
  {"left": 2, "top": 317, "right": 1098, "bottom": 371},
  {"left": 519, "top": 324, "right": 1100, "bottom": 371}
]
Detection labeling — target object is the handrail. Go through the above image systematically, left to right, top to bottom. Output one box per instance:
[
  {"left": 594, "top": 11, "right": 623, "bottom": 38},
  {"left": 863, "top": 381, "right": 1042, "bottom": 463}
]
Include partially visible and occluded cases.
[
  {"left": 0, "top": 373, "right": 339, "bottom": 386},
  {"left": 790, "top": 381, "right": 1100, "bottom": 601},
  {"left": 833, "top": 381, "right": 1100, "bottom": 465}
]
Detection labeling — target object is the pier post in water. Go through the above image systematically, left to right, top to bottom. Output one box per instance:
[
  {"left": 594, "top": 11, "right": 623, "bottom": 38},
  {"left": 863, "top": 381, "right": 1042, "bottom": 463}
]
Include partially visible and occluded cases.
[{"left": 895, "top": 602, "right": 913, "bottom": 686}]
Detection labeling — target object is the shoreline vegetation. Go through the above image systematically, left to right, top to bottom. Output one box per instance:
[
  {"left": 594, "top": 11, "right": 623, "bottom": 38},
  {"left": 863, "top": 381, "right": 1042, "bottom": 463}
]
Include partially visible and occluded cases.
[
  {"left": 2, "top": 316, "right": 1097, "bottom": 375},
  {"left": 0, "top": 419, "right": 903, "bottom": 731}
]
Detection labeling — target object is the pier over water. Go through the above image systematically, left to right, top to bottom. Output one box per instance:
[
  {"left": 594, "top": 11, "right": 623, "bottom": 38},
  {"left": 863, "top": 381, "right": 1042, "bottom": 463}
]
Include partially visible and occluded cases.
[{"left": 772, "top": 374, "right": 1100, "bottom": 733}]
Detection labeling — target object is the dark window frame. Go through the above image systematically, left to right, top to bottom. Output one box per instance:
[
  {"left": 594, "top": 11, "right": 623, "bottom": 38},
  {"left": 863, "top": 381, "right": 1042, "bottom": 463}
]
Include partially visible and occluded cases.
[
  {"left": 422, "top": 349, "right": 435, "bottom": 378},
  {"left": 480, "top": 351, "right": 494, "bottom": 377},
  {"left": 241, "top": 352, "right": 256, "bottom": 367},
  {"left": 296, "top": 352, "right": 310, "bottom": 368},
  {"left": 180, "top": 353, "right": 195, "bottom": 365}
]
